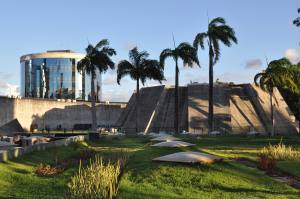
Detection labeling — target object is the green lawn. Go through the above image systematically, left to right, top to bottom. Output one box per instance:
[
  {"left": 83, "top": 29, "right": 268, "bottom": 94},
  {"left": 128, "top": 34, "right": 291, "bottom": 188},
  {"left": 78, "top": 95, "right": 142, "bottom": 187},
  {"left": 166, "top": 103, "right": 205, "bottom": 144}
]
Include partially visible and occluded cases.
[
  {"left": 0, "top": 136, "right": 299, "bottom": 198},
  {"left": 117, "top": 136, "right": 300, "bottom": 199},
  {"left": 0, "top": 145, "right": 81, "bottom": 199}
]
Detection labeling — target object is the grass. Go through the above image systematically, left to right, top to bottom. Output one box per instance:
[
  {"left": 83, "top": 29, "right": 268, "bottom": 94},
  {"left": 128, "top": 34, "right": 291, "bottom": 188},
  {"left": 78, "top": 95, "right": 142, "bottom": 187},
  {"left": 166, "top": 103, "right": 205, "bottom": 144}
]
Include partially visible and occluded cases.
[
  {"left": 0, "top": 136, "right": 299, "bottom": 198},
  {"left": 117, "top": 136, "right": 300, "bottom": 199},
  {"left": 0, "top": 145, "right": 81, "bottom": 198}
]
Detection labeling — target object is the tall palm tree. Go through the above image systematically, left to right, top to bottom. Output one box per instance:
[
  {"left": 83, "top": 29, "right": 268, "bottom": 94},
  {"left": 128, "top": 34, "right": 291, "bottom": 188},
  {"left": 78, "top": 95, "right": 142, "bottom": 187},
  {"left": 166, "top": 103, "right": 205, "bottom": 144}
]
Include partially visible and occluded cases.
[
  {"left": 193, "top": 17, "right": 237, "bottom": 133},
  {"left": 77, "top": 39, "right": 116, "bottom": 134},
  {"left": 160, "top": 42, "right": 199, "bottom": 134},
  {"left": 117, "top": 47, "right": 164, "bottom": 133},
  {"left": 254, "top": 59, "right": 294, "bottom": 136}
]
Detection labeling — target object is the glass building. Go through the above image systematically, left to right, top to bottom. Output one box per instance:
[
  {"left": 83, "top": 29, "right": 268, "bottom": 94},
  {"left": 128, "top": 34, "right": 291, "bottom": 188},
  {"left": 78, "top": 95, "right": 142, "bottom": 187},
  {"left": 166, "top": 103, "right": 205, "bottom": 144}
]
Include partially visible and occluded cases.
[{"left": 20, "top": 50, "right": 102, "bottom": 101}]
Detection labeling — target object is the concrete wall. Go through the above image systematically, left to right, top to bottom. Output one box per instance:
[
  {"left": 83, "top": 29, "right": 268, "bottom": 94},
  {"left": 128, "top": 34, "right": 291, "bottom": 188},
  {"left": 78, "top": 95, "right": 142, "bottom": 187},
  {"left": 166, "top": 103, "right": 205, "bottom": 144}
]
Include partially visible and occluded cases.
[
  {"left": 109, "top": 83, "right": 299, "bottom": 135},
  {"left": 188, "top": 84, "right": 231, "bottom": 134},
  {"left": 245, "top": 84, "right": 298, "bottom": 135},
  {"left": 230, "top": 85, "right": 267, "bottom": 134},
  {"left": 0, "top": 97, "right": 126, "bottom": 131},
  {"left": 0, "top": 135, "right": 87, "bottom": 162}
]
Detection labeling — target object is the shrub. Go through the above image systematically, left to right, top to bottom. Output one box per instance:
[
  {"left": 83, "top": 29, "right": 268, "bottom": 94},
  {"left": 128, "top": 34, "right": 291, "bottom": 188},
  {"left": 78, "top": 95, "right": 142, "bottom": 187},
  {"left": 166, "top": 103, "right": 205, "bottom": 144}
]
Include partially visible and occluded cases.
[
  {"left": 258, "top": 139, "right": 298, "bottom": 161},
  {"left": 67, "top": 154, "right": 128, "bottom": 199},
  {"left": 258, "top": 155, "right": 277, "bottom": 174},
  {"left": 34, "top": 163, "right": 64, "bottom": 177}
]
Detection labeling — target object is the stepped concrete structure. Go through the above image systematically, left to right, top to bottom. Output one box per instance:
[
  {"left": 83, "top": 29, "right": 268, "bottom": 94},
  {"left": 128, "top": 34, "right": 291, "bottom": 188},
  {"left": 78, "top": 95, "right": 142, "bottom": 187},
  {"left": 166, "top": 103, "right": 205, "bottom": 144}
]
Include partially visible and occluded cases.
[{"left": 117, "top": 83, "right": 298, "bottom": 135}]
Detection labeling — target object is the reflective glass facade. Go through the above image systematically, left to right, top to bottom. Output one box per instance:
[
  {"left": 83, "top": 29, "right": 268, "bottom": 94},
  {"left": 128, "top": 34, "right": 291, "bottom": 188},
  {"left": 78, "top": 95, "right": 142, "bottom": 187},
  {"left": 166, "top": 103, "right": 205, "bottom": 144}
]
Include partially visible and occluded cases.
[{"left": 20, "top": 52, "right": 102, "bottom": 101}]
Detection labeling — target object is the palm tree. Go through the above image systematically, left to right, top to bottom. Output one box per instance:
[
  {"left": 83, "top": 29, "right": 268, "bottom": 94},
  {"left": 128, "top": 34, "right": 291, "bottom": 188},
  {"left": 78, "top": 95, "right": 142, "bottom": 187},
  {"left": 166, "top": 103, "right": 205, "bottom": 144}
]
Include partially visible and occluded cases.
[
  {"left": 193, "top": 17, "right": 237, "bottom": 133},
  {"left": 77, "top": 39, "right": 116, "bottom": 135},
  {"left": 160, "top": 42, "right": 199, "bottom": 134},
  {"left": 117, "top": 47, "right": 164, "bottom": 133},
  {"left": 254, "top": 59, "right": 294, "bottom": 136}
]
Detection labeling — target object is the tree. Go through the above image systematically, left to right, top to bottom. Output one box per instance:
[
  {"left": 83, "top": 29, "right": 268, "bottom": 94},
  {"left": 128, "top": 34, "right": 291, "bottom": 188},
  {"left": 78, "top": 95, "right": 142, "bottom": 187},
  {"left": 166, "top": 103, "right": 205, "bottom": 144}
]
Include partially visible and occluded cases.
[
  {"left": 293, "top": 8, "right": 300, "bottom": 27},
  {"left": 193, "top": 17, "right": 237, "bottom": 133},
  {"left": 77, "top": 39, "right": 116, "bottom": 134},
  {"left": 160, "top": 42, "right": 199, "bottom": 134},
  {"left": 117, "top": 47, "right": 164, "bottom": 133},
  {"left": 254, "top": 59, "right": 294, "bottom": 136}
]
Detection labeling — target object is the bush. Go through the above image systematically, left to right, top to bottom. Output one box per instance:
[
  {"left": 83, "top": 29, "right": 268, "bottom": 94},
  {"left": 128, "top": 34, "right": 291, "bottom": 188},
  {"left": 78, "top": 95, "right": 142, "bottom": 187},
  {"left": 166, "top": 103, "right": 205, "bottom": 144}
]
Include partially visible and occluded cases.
[
  {"left": 258, "top": 139, "right": 298, "bottom": 161},
  {"left": 67, "top": 154, "right": 128, "bottom": 199},
  {"left": 258, "top": 155, "right": 277, "bottom": 174},
  {"left": 34, "top": 163, "right": 64, "bottom": 177}
]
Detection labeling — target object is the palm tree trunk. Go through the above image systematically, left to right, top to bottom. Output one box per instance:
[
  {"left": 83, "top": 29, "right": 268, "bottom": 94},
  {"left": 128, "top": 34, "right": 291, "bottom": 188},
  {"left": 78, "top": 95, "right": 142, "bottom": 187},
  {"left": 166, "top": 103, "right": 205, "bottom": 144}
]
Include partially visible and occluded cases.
[
  {"left": 208, "top": 45, "right": 214, "bottom": 133},
  {"left": 175, "top": 58, "right": 179, "bottom": 134},
  {"left": 90, "top": 72, "right": 97, "bottom": 132},
  {"left": 136, "top": 79, "right": 140, "bottom": 133},
  {"left": 270, "top": 89, "right": 274, "bottom": 137}
]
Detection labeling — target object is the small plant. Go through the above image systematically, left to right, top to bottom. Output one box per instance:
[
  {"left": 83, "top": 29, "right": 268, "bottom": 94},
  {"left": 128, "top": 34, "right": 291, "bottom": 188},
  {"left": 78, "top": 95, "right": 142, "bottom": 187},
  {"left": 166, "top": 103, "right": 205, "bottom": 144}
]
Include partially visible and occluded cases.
[
  {"left": 258, "top": 139, "right": 298, "bottom": 161},
  {"left": 67, "top": 154, "right": 128, "bottom": 199},
  {"left": 34, "top": 163, "right": 64, "bottom": 177}
]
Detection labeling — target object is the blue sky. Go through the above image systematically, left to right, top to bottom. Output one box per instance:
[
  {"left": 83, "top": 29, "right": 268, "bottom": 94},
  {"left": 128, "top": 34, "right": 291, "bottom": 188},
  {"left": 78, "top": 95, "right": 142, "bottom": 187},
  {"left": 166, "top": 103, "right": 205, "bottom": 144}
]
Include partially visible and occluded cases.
[{"left": 0, "top": 0, "right": 299, "bottom": 101}]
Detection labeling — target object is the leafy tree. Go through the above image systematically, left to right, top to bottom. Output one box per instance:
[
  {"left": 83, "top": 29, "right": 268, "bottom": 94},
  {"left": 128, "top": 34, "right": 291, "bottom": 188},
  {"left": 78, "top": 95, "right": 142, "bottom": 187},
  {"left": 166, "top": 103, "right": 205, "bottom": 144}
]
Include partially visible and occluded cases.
[
  {"left": 293, "top": 8, "right": 300, "bottom": 27},
  {"left": 193, "top": 17, "right": 237, "bottom": 133},
  {"left": 77, "top": 39, "right": 116, "bottom": 133},
  {"left": 160, "top": 42, "right": 199, "bottom": 134},
  {"left": 117, "top": 47, "right": 164, "bottom": 133},
  {"left": 254, "top": 58, "right": 295, "bottom": 136}
]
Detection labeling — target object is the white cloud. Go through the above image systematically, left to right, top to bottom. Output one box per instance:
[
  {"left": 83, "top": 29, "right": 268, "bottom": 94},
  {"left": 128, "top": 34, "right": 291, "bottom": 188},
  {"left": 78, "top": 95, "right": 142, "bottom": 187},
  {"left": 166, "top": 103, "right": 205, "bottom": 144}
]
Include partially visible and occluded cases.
[
  {"left": 284, "top": 48, "right": 300, "bottom": 64},
  {"left": 245, "top": 59, "right": 262, "bottom": 69},
  {"left": 102, "top": 72, "right": 117, "bottom": 86},
  {"left": 183, "top": 72, "right": 208, "bottom": 84},
  {"left": 216, "top": 72, "right": 252, "bottom": 84},
  {"left": 0, "top": 80, "right": 19, "bottom": 96},
  {"left": 102, "top": 89, "right": 132, "bottom": 102}
]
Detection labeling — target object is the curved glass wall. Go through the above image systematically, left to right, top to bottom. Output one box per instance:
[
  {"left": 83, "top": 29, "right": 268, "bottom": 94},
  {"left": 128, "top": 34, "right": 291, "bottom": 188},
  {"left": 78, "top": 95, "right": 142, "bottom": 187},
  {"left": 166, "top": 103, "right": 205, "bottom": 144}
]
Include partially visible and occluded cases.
[{"left": 20, "top": 57, "right": 102, "bottom": 101}]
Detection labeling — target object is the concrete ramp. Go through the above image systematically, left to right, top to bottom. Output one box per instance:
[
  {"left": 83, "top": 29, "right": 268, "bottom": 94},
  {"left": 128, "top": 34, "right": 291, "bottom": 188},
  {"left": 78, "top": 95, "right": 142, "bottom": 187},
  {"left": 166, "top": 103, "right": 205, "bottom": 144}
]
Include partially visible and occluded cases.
[
  {"left": 245, "top": 84, "right": 298, "bottom": 135},
  {"left": 230, "top": 85, "right": 266, "bottom": 134},
  {"left": 119, "top": 86, "right": 165, "bottom": 133},
  {"left": 149, "top": 86, "right": 188, "bottom": 133},
  {"left": 115, "top": 93, "right": 136, "bottom": 127}
]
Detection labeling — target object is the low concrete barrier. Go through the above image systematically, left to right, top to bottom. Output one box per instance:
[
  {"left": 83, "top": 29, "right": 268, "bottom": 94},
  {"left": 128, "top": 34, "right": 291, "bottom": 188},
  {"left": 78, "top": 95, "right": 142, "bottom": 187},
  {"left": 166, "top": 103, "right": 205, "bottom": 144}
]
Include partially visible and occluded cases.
[{"left": 0, "top": 135, "right": 87, "bottom": 162}]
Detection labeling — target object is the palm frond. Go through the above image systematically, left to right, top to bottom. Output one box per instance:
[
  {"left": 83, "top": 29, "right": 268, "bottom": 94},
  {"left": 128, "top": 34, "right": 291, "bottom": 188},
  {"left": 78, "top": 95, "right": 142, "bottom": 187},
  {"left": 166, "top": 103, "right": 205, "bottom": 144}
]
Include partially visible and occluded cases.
[
  {"left": 209, "top": 17, "right": 226, "bottom": 26},
  {"left": 193, "top": 32, "right": 207, "bottom": 50},
  {"left": 211, "top": 38, "right": 220, "bottom": 64},
  {"left": 95, "top": 39, "right": 109, "bottom": 49},
  {"left": 85, "top": 45, "right": 94, "bottom": 55},
  {"left": 129, "top": 47, "right": 149, "bottom": 66},
  {"left": 160, "top": 48, "right": 175, "bottom": 67},
  {"left": 77, "top": 57, "right": 90, "bottom": 74},
  {"left": 116, "top": 60, "right": 135, "bottom": 84},
  {"left": 141, "top": 60, "right": 165, "bottom": 85},
  {"left": 254, "top": 72, "right": 263, "bottom": 86}
]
